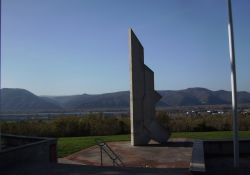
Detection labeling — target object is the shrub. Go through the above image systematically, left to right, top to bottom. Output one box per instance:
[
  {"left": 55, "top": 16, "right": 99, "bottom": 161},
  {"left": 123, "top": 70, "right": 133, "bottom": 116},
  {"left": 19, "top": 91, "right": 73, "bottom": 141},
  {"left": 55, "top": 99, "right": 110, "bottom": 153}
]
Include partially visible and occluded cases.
[{"left": 1, "top": 112, "right": 250, "bottom": 137}]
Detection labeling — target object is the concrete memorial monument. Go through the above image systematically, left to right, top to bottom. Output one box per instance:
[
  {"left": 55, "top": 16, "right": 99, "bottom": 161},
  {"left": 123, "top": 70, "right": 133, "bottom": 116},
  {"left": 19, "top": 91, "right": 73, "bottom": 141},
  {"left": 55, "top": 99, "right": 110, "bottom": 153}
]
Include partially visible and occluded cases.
[{"left": 129, "top": 28, "right": 170, "bottom": 146}]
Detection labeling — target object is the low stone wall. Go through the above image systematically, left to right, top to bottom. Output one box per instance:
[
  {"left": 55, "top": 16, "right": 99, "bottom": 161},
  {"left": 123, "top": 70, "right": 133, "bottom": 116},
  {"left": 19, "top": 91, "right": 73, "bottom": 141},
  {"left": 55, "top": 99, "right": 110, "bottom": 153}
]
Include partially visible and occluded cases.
[
  {"left": 0, "top": 134, "right": 57, "bottom": 169},
  {"left": 190, "top": 139, "right": 250, "bottom": 174},
  {"left": 204, "top": 139, "right": 250, "bottom": 156},
  {"left": 190, "top": 140, "right": 205, "bottom": 174}
]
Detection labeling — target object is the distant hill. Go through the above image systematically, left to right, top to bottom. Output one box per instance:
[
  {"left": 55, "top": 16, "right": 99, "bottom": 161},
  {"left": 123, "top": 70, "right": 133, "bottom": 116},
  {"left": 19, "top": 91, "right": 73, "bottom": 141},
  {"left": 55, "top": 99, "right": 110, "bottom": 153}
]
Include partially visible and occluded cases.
[
  {"left": 1, "top": 87, "right": 250, "bottom": 113},
  {"left": 0, "top": 88, "right": 62, "bottom": 112},
  {"left": 159, "top": 88, "right": 250, "bottom": 106},
  {"left": 159, "top": 88, "right": 229, "bottom": 106},
  {"left": 48, "top": 91, "right": 129, "bottom": 110}
]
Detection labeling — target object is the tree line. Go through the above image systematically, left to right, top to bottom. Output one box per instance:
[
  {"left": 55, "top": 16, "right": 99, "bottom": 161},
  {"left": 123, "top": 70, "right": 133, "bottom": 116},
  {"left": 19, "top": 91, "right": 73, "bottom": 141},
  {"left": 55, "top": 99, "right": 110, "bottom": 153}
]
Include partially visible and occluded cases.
[{"left": 1, "top": 112, "right": 249, "bottom": 137}]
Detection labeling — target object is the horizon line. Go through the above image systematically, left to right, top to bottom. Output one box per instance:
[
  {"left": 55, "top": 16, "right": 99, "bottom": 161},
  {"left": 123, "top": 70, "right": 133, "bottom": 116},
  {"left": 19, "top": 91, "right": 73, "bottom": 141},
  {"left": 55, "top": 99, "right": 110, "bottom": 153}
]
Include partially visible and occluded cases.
[{"left": 1, "top": 87, "right": 250, "bottom": 96}]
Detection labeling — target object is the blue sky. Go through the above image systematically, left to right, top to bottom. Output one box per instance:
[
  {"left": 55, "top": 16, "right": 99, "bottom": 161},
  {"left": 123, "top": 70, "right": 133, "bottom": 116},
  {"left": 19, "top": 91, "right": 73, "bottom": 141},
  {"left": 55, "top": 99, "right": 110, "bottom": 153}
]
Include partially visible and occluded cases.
[{"left": 1, "top": 0, "right": 250, "bottom": 95}]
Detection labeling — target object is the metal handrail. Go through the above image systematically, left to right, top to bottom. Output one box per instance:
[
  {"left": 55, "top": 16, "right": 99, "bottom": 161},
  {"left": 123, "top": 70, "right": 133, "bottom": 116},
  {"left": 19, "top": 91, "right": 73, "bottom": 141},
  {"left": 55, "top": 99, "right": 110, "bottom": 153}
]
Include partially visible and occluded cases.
[{"left": 95, "top": 138, "right": 124, "bottom": 167}]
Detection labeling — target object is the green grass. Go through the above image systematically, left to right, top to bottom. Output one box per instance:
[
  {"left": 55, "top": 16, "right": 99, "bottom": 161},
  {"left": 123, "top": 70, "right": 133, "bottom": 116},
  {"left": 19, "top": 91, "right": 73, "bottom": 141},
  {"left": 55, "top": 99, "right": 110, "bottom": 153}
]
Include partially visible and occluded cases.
[
  {"left": 57, "top": 131, "right": 250, "bottom": 158},
  {"left": 171, "top": 131, "right": 250, "bottom": 140},
  {"left": 58, "top": 134, "right": 129, "bottom": 158}
]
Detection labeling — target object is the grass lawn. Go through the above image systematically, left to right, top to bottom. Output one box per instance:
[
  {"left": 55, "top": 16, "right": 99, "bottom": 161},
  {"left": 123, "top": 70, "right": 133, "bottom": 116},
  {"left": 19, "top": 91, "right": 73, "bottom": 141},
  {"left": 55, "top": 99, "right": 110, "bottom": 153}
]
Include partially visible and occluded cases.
[
  {"left": 58, "top": 131, "right": 250, "bottom": 158},
  {"left": 171, "top": 131, "right": 250, "bottom": 139},
  {"left": 58, "top": 135, "right": 129, "bottom": 158}
]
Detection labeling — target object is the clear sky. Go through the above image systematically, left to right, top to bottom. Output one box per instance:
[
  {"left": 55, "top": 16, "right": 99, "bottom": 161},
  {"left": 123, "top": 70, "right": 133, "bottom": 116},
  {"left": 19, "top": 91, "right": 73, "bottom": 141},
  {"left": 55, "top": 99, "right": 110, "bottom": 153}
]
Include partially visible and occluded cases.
[{"left": 1, "top": 0, "right": 250, "bottom": 95}]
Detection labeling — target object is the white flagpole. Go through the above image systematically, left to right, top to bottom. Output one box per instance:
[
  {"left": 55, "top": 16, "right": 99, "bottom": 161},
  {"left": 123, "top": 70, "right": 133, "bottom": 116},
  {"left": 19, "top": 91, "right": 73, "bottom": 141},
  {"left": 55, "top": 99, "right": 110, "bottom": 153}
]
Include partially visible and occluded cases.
[
  {"left": 0, "top": 0, "right": 1, "bottom": 151},
  {"left": 227, "top": 0, "right": 239, "bottom": 168}
]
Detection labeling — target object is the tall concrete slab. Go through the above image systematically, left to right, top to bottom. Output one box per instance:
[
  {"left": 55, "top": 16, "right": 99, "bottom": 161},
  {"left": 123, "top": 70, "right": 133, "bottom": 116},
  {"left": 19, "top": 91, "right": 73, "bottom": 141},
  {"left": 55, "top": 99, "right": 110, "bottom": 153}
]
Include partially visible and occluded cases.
[{"left": 129, "top": 28, "right": 170, "bottom": 146}]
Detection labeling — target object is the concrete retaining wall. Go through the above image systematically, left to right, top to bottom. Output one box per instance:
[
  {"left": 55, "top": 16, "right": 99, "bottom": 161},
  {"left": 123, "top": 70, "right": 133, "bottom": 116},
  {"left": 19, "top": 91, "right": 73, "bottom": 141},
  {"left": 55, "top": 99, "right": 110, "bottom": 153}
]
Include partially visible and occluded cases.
[
  {"left": 0, "top": 134, "right": 57, "bottom": 169},
  {"left": 190, "top": 139, "right": 250, "bottom": 174},
  {"left": 204, "top": 139, "right": 250, "bottom": 156}
]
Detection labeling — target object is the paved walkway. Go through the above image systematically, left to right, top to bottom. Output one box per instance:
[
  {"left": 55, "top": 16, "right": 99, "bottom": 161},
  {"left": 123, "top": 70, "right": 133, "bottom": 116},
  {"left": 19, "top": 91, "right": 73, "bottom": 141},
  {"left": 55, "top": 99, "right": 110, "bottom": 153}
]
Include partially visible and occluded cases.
[
  {"left": 1, "top": 139, "right": 193, "bottom": 175},
  {"left": 64, "top": 140, "right": 193, "bottom": 168}
]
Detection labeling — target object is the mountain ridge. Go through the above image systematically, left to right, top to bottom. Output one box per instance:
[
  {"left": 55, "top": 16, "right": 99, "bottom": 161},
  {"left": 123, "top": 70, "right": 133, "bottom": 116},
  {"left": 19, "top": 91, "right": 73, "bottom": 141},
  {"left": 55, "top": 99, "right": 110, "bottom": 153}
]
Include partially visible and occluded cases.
[{"left": 1, "top": 87, "right": 250, "bottom": 112}]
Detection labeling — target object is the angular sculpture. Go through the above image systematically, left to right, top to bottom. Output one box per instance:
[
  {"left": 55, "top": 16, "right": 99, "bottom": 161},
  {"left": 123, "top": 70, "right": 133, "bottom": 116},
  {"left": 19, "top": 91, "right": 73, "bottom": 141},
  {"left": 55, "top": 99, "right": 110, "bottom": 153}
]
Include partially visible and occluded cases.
[{"left": 129, "top": 28, "right": 170, "bottom": 146}]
